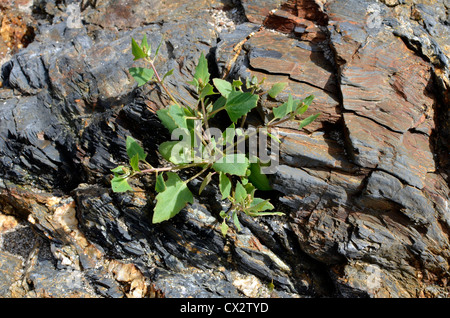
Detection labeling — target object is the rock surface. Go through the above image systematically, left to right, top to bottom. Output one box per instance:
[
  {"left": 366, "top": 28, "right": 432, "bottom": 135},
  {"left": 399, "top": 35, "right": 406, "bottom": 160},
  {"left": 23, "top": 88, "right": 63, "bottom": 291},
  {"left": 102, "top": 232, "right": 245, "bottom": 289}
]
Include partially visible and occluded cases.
[{"left": 0, "top": 0, "right": 449, "bottom": 298}]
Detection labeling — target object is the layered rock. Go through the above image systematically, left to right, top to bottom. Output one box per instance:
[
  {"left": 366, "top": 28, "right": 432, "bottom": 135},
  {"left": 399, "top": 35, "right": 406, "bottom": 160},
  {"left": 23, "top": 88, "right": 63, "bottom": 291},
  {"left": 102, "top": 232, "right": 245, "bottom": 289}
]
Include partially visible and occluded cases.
[{"left": 0, "top": 0, "right": 449, "bottom": 298}]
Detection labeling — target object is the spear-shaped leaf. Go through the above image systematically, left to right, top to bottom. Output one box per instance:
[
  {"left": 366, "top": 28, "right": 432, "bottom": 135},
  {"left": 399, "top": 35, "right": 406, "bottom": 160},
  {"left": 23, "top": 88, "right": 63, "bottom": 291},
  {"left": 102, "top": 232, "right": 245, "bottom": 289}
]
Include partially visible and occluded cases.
[{"left": 152, "top": 172, "right": 194, "bottom": 223}]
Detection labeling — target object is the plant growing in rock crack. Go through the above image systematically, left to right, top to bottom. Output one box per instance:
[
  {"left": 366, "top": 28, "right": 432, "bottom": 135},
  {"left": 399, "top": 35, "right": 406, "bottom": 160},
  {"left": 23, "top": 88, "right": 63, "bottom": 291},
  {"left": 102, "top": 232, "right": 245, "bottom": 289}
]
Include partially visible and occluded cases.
[{"left": 110, "top": 35, "right": 320, "bottom": 235}]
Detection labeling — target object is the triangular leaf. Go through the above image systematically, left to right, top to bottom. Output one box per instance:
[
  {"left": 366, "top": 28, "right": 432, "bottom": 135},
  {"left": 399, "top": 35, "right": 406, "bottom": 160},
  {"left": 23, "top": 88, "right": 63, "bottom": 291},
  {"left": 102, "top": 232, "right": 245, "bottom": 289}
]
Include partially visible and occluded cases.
[
  {"left": 131, "top": 38, "right": 147, "bottom": 60},
  {"left": 193, "top": 52, "right": 210, "bottom": 87},
  {"left": 129, "top": 67, "right": 154, "bottom": 87},
  {"left": 213, "top": 78, "right": 233, "bottom": 98},
  {"left": 268, "top": 82, "right": 287, "bottom": 99},
  {"left": 225, "top": 90, "right": 259, "bottom": 123},
  {"left": 272, "top": 94, "right": 295, "bottom": 119},
  {"left": 156, "top": 108, "right": 178, "bottom": 133},
  {"left": 298, "top": 113, "right": 320, "bottom": 130},
  {"left": 126, "top": 136, "right": 147, "bottom": 161},
  {"left": 159, "top": 141, "right": 191, "bottom": 164},
  {"left": 129, "top": 154, "right": 140, "bottom": 172},
  {"left": 212, "top": 154, "right": 249, "bottom": 176},
  {"left": 248, "top": 162, "right": 272, "bottom": 191},
  {"left": 199, "top": 171, "right": 214, "bottom": 195},
  {"left": 152, "top": 172, "right": 194, "bottom": 223},
  {"left": 155, "top": 172, "right": 166, "bottom": 193},
  {"left": 219, "top": 172, "right": 231, "bottom": 200},
  {"left": 111, "top": 176, "right": 133, "bottom": 193},
  {"left": 234, "top": 181, "right": 247, "bottom": 204},
  {"left": 249, "top": 198, "right": 274, "bottom": 212},
  {"left": 220, "top": 220, "right": 229, "bottom": 237}
]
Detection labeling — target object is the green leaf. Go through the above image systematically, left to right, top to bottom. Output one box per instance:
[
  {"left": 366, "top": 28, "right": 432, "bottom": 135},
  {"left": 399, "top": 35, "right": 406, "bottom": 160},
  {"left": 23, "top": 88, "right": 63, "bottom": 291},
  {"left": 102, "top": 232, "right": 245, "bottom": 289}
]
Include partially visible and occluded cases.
[
  {"left": 141, "top": 34, "right": 150, "bottom": 55},
  {"left": 154, "top": 37, "right": 164, "bottom": 59},
  {"left": 131, "top": 38, "right": 147, "bottom": 60},
  {"left": 193, "top": 52, "right": 210, "bottom": 87},
  {"left": 129, "top": 67, "right": 155, "bottom": 87},
  {"left": 162, "top": 69, "right": 174, "bottom": 82},
  {"left": 213, "top": 78, "right": 233, "bottom": 98},
  {"left": 232, "top": 79, "right": 243, "bottom": 89},
  {"left": 268, "top": 82, "right": 287, "bottom": 99},
  {"left": 199, "top": 83, "right": 215, "bottom": 99},
  {"left": 224, "top": 90, "right": 259, "bottom": 123},
  {"left": 272, "top": 94, "right": 295, "bottom": 119},
  {"left": 303, "top": 95, "right": 314, "bottom": 107},
  {"left": 295, "top": 103, "right": 309, "bottom": 115},
  {"left": 156, "top": 104, "right": 188, "bottom": 133},
  {"left": 168, "top": 104, "right": 188, "bottom": 130},
  {"left": 156, "top": 108, "right": 178, "bottom": 133},
  {"left": 298, "top": 113, "right": 320, "bottom": 130},
  {"left": 126, "top": 136, "right": 147, "bottom": 161},
  {"left": 159, "top": 141, "right": 191, "bottom": 164},
  {"left": 129, "top": 154, "right": 140, "bottom": 172},
  {"left": 212, "top": 154, "right": 249, "bottom": 176},
  {"left": 248, "top": 162, "right": 272, "bottom": 191},
  {"left": 111, "top": 165, "right": 127, "bottom": 176},
  {"left": 199, "top": 171, "right": 214, "bottom": 195},
  {"left": 152, "top": 172, "right": 194, "bottom": 223},
  {"left": 219, "top": 172, "right": 231, "bottom": 200},
  {"left": 155, "top": 173, "right": 166, "bottom": 193},
  {"left": 111, "top": 176, "right": 133, "bottom": 193},
  {"left": 234, "top": 181, "right": 247, "bottom": 204},
  {"left": 249, "top": 198, "right": 274, "bottom": 212},
  {"left": 232, "top": 211, "right": 241, "bottom": 231},
  {"left": 220, "top": 220, "right": 229, "bottom": 237}
]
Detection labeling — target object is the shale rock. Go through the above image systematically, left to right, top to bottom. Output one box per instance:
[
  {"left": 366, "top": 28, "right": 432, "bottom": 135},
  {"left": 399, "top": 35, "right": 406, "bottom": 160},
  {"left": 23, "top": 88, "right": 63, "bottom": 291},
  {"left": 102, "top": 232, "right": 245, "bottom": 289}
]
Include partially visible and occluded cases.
[{"left": 0, "top": 0, "right": 449, "bottom": 298}]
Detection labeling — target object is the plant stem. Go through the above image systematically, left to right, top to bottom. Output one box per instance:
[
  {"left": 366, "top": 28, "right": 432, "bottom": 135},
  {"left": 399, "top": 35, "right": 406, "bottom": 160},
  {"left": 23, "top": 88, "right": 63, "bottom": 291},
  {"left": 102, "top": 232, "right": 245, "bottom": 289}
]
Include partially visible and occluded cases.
[
  {"left": 146, "top": 57, "right": 180, "bottom": 108},
  {"left": 138, "top": 162, "right": 206, "bottom": 175}
]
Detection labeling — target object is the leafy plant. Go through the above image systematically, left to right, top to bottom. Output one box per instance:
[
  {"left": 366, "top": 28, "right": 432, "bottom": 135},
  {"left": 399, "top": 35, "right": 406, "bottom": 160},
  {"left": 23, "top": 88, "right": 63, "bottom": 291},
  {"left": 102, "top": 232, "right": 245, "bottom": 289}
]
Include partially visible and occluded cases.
[{"left": 110, "top": 35, "right": 319, "bottom": 235}]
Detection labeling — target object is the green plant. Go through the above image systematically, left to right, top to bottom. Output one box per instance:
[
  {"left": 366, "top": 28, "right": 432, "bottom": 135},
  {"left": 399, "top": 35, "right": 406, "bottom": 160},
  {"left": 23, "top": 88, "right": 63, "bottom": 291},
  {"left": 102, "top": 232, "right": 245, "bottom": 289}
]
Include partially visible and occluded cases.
[{"left": 111, "top": 35, "right": 320, "bottom": 235}]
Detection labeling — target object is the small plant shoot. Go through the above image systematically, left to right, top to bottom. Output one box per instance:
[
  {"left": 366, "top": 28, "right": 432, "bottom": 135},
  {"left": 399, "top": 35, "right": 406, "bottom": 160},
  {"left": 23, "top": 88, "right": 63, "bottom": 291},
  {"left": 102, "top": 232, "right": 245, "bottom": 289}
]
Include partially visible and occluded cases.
[{"left": 110, "top": 35, "right": 320, "bottom": 235}]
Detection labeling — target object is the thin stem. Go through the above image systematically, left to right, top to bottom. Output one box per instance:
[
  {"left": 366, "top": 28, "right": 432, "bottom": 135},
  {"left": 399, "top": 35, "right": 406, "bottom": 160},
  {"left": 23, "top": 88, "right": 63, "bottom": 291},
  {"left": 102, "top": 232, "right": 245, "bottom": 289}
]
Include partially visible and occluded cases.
[
  {"left": 146, "top": 57, "right": 180, "bottom": 108},
  {"left": 138, "top": 162, "right": 206, "bottom": 175},
  {"left": 186, "top": 163, "right": 212, "bottom": 183}
]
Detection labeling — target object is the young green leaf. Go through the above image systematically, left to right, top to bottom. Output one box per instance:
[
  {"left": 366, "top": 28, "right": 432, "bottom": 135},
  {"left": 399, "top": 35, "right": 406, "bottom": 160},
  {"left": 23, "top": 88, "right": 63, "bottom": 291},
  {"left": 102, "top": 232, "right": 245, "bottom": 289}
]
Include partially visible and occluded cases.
[
  {"left": 141, "top": 34, "right": 150, "bottom": 55},
  {"left": 153, "top": 37, "right": 164, "bottom": 59},
  {"left": 131, "top": 38, "right": 147, "bottom": 60},
  {"left": 193, "top": 52, "right": 210, "bottom": 87},
  {"left": 129, "top": 67, "right": 155, "bottom": 87},
  {"left": 162, "top": 69, "right": 174, "bottom": 82},
  {"left": 213, "top": 78, "right": 233, "bottom": 98},
  {"left": 268, "top": 82, "right": 287, "bottom": 99},
  {"left": 199, "top": 83, "right": 215, "bottom": 99},
  {"left": 225, "top": 90, "right": 259, "bottom": 123},
  {"left": 272, "top": 94, "right": 295, "bottom": 119},
  {"left": 303, "top": 95, "right": 314, "bottom": 107},
  {"left": 168, "top": 104, "right": 188, "bottom": 130},
  {"left": 156, "top": 108, "right": 178, "bottom": 133},
  {"left": 298, "top": 113, "right": 320, "bottom": 130},
  {"left": 126, "top": 136, "right": 147, "bottom": 161},
  {"left": 158, "top": 140, "right": 191, "bottom": 164},
  {"left": 129, "top": 154, "right": 140, "bottom": 172},
  {"left": 212, "top": 154, "right": 249, "bottom": 176},
  {"left": 248, "top": 162, "right": 272, "bottom": 191},
  {"left": 111, "top": 165, "right": 127, "bottom": 177},
  {"left": 199, "top": 171, "right": 214, "bottom": 195},
  {"left": 152, "top": 172, "right": 194, "bottom": 223},
  {"left": 155, "top": 172, "right": 166, "bottom": 193},
  {"left": 219, "top": 172, "right": 231, "bottom": 199},
  {"left": 111, "top": 176, "right": 133, "bottom": 193},
  {"left": 234, "top": 181, "right": 247, "bottom": 204},
  {"left": 249, "top": 197, "right": 274, "bottom": 212},
  {"left": 232, "top": 211, "right": 241, "bottom": 231},
  {"left": 220, "top": 220, "right": 229, "bottom": 237}
]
